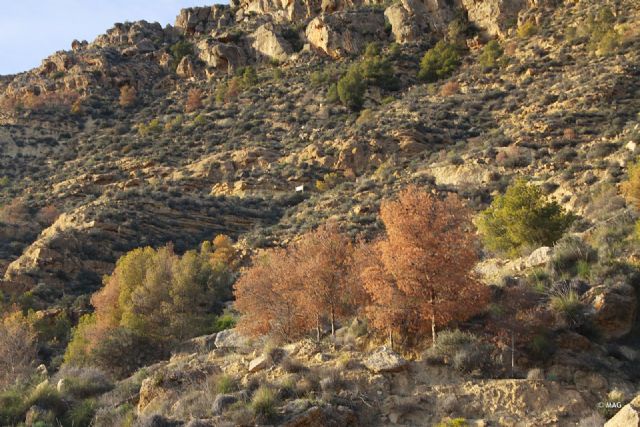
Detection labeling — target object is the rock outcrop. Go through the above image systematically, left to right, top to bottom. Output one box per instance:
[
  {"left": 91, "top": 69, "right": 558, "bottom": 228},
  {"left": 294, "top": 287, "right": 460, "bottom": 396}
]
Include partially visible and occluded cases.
[
  {"left": 385, "top": 0, "right": 431, "bottom": 44},
  {"left": 461, "top": 0, "right": 528, "bottom": 37},
  {"left": 175, "top": 5, "right": 233, "bottom": 35},
  {"left": 305, "top": 10, "right": 386, "bottom": 58},
  {"left": 250, "top": 24, "right": 293, "bottom": 62},
  {"left": 196, "top": 40, "right": 246, "bottom": 74},
  {"left": 176, "top": 55, "right": 198, "bottom": 79}
]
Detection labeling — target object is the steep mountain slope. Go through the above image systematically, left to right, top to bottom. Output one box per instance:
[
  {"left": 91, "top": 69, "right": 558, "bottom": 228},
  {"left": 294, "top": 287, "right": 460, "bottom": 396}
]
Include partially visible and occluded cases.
[{"left": 0, "top": 0, "right": 638, "bottom": 307}]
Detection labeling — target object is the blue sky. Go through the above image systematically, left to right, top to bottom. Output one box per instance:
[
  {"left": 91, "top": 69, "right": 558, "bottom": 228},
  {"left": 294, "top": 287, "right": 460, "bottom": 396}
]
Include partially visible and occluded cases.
[{"left": 0, "top": 1, "right": 223, "bottom": 75}]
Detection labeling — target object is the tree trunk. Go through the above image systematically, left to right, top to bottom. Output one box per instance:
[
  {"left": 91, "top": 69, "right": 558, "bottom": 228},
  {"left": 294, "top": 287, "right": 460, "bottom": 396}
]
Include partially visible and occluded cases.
[
  {"left": 430, "top": 290, "right": 437, "bottom": 344},
  {"left": 330, "top": 306, "right": 335, "bottom": 338},
  {"left": 316, "top": 315, "right": 321, "bottom": 342},
  {"left": 389, "top": 328, "right": 394, "bottom": 350},
  {"left": 511, "top": 330, "right": 515, "bottom": 377}
]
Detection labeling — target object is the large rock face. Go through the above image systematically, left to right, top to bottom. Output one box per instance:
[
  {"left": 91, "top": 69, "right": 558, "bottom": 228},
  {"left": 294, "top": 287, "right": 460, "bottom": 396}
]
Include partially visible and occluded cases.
[
  {"left": 385, "top": 0, "right": 431, "bottom": 44},
  {"left": 461, "top": 0, "right": 528, "bottom": 37},
  {"left": 175, "top": 5, "right": 233, "bottom": 35},
  {"left": 305, "top": 10, "right": 386, "bottom": 58},
  {"left": 250, "top": 24, "right": 294, "bottom": 62},
  {"left": 197, "top": 40, "right": 247, "bottom": 74},
  {"left": 584, "top": 283, "right": 637, "bottom": 340}
]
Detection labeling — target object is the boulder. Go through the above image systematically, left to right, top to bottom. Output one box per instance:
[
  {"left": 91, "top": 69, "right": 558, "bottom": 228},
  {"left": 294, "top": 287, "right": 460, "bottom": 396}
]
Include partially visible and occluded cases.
[
  {"left": 385, "top": 0, "right": 430, "bottom": 43},
  {"left": 461, "top": 0, "right": 527, "bottom": 37},
  {"left": 305, "top": 11, "right": 386, "bottom": 59},
  {"left": 250, "top": 24, "right": 293, "bottom": 62},
  {"left": 197, "top": 40, "right": 246, "bottom": 74},
  {"left": 176, "top": 56, "right": 197, "bottom": 79},
  {"left": 523, "top": 246, "right": 552, "bottom": 269},
  {"left": 584, "top": 283, "right": 637, "bottom": 340},
  {"left": 214, "top": 328, "right": 250, "bottom": 350},
  {"left": 364, "top": 347, "right": 408, "bottom": 373},
  {"left": 248, "top": 355, "right": 269, "bottom": 372},
  {"left": 212, "top": 394, "right": 238, "bottom": 415},
  {"left": 606, "top": 395, "right": 640, "bottom": 427}
]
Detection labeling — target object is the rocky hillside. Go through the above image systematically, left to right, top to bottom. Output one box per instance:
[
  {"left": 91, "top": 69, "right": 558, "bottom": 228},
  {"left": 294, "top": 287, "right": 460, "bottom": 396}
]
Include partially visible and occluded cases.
[
  {"left": 1, "top": 0, "right": 640, "bottom": 425},
  {"left": 1, "top": 0, "right": 638, "bottom": 304}
]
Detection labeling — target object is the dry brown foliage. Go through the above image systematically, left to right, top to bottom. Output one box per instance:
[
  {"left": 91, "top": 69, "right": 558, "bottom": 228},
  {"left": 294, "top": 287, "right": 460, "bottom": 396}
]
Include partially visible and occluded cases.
[
  {"left": 440, "top": 81, "right": 460, "bottom": 96},
  {"left": 119, "top": 85, "right": 137, "bottom": 108},
  {"left": 185, "top": 88, "right": 203, "bottom": 113},
  {"left": 359, "top": 186, "right": 489, "bottom": 346},
  {"left": 234, "top": 224, "right": 361, "bottom": 341},
  {"left": 0, "top": 310, "right": 38, "bottom": 390}
]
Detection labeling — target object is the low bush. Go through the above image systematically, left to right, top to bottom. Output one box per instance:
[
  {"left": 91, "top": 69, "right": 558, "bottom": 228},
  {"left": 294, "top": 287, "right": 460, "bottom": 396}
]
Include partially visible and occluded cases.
[
  {"left": 517, "top": 20, "right": 538, "bottom": 38},
  {"left": 170, "top": 40, "right": 194, "bottom": 71},
  {"left": 478, "top": 40, "right": 504, "bottom": 68},
  {"left": 337, "top": 68, "right": 366, "bottom": 111},
  {"left": 549, "top": 235, "right": 596, "bottom": 278},
  {"left": 548, "top": 286, "right": 584, "bottom": 326},
  {"left": 426, "top": 330, "right": 494, "bottom": 373},
  {"left": 214, "top": 374, "right": 237, "bottom": 394},
  {"left": 251, "top": 386, "right": 277, "bottom": 422}
]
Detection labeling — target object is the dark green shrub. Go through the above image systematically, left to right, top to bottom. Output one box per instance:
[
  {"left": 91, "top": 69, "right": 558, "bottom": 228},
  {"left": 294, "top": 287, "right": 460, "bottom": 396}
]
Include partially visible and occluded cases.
[
  {"left": 587, "top": 6, "right": 620, "bottom": 56},
  {"left": 169, "top": 40, "right": 194, "bottom": 71},
  {"left": 479, "top": 40, "right": 504, "bottom": 69},
  {"left": 418, "top": 41, "right": 461, "bottom": 82},
  {"left": 359, "top": 57, "right": 399, "bottom": 90},
  {"left": 240, "top": 66, "right": 258, "bottom": 88},
  {"left": 337, "top": 68, "right": 366, "bottom": 110},
  {"left": 478, "top": 178, "right": 574, "bottom": 257},
  {"left": 213, "top": 313, "right": 237, "bottom": 332},
  {"left": 0, "top": 389, "right": 26, "bottom": 425}
]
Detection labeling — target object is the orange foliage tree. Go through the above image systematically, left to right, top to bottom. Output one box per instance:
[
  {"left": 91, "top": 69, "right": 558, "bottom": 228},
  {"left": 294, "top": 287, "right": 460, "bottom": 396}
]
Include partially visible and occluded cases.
[
  {"left": 360, "top": 186, "right": 488, "bottom": 346},
  {"left": 292, "top": 223, "right": 359, "bottom": 339},
  {"left": 234, "top": 224, "right": 361, "bottom": 341},
  {"left": 234, "top": 248, "right": 311, "bottom": 341},
  {"left": 0, "top": 310, "right": 37, "bottom": 390}
]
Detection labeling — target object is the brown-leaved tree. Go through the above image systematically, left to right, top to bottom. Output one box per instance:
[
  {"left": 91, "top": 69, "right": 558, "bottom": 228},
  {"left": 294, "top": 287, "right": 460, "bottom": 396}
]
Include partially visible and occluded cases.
[
  {"left": 361, "top": 186, "right": 488, "bottom": 346},
  {"left": 234, "top": 248, "right": 311, "bottom": 341}
]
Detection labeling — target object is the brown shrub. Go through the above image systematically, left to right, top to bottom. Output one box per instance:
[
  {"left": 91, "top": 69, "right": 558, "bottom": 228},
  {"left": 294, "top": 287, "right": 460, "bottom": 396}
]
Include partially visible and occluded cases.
[
  {"left": 440, "top": 81, "right": 460, "bottom": 97},
  {"left": 119, "top": 85, "right": 137, "bottom": 108},
  {"left": 185, "top": 88, "right": 203, "bottom": 113}
]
